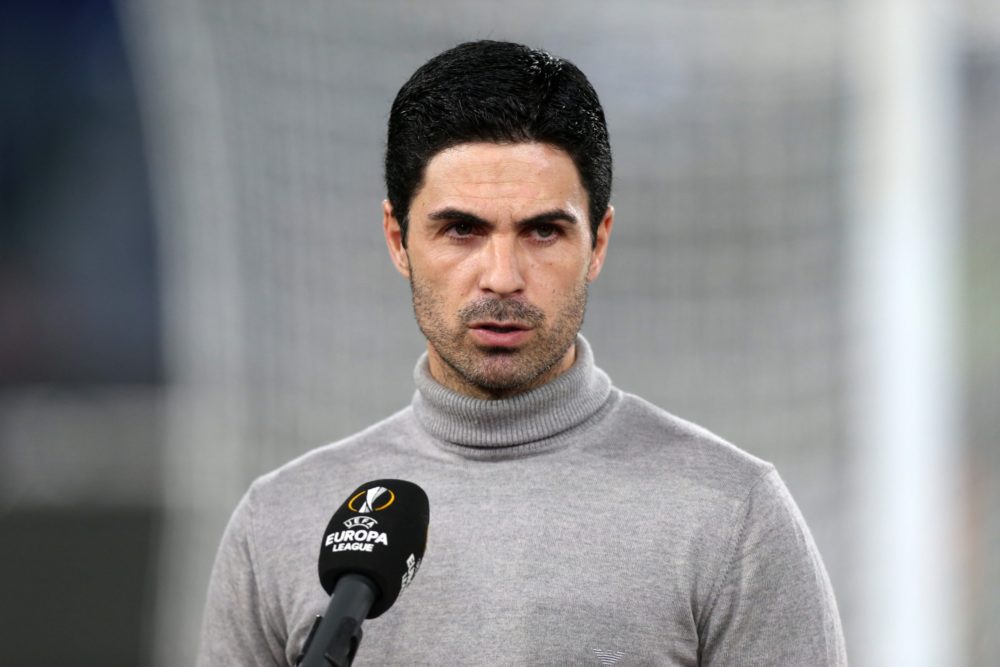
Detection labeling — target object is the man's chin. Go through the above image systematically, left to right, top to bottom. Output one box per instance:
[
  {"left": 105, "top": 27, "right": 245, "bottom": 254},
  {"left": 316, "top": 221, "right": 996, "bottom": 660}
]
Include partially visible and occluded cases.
[
  {"left": 428, "top": 337, "right": 571, "bottom": 397},
  {"left": 476, "top": 345, "right": 520, "bottom": 356},
  {"left": 447, "top": 353, "right": 525, "bottom": 389},
  {"left": 465, "top": 355, "right": 565, "bottom": 394},
  {"left": 469, "top": 360, "right": 529, "bottom": 387}
]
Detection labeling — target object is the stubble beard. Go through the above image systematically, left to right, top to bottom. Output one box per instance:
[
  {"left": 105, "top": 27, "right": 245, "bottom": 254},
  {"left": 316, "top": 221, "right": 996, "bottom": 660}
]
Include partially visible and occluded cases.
[{"left": 409, "top": 273, "right": 588, "bottom": 398}]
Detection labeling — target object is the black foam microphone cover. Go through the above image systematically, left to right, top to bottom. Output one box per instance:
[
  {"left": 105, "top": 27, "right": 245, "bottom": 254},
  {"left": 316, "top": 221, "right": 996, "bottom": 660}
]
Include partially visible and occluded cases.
[{"left": 318, "top": 479, "right": 429, "bottom": 618}]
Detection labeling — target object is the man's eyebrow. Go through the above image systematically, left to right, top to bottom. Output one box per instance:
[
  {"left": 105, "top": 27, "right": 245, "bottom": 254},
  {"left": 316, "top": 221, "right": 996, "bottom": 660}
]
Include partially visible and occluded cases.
[
  {"left": 426, "top": 207, "right": 578, "bottom": 227},
  {"left": 427, "top": 208, "right": 491, "bottom": 226},
  {"left": 518, "top": 209, "right": 579, "bottom": 227}
]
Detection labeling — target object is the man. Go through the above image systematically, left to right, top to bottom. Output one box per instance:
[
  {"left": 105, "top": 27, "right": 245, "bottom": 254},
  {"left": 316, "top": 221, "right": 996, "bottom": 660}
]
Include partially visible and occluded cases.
[{"left": 199, "top": 40, "right": 846, "bottom": 665}]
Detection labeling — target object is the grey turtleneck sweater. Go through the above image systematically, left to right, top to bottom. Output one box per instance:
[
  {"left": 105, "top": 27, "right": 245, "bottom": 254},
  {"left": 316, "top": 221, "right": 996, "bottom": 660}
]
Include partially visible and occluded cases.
[{"left": 198, "top": 336, "right": 846, "bottom": 666}]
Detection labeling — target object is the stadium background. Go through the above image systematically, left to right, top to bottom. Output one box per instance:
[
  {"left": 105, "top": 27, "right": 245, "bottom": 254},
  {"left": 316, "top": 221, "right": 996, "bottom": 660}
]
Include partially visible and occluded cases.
[{"left": 1, "top": 1, "right": 997, "bottom": 665}]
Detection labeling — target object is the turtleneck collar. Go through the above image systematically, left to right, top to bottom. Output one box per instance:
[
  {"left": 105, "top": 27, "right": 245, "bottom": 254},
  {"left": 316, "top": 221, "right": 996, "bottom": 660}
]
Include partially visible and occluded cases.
[{"left": 411, "top": 335, "right": 613, "bottom": 457}]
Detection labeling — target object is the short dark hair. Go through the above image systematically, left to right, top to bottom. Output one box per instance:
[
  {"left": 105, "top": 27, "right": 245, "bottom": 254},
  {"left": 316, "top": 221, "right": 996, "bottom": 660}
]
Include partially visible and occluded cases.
[{"left": 385, "top": 40, "right": 612, "bottom": 247}]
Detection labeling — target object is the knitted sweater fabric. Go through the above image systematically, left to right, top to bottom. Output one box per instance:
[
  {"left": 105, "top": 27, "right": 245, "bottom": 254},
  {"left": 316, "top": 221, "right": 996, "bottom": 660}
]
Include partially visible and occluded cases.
[{"left": 198, "top": 336, "right": 847, "bottom": 666}]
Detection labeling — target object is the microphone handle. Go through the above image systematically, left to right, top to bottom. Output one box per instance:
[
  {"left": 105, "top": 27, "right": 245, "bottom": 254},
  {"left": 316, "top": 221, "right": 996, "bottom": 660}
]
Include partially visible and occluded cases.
[{"left": 299, "top": 574, "right": 378, "bottom": 667}]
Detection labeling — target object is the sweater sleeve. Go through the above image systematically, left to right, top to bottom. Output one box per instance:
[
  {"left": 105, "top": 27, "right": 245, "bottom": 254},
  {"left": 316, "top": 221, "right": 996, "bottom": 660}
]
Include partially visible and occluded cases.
[
  {"left": 698, "top": 468, "right": 847, "bottom": 666},
  {"left": 196, "top": 485, "right": 288, "bottom": 667}
]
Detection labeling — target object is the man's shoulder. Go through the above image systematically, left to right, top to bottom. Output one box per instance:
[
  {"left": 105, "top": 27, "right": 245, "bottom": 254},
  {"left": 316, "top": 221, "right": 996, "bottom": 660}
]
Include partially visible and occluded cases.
[
  {"left": 603, "top": 390, "right": 775, "bottom": 498},
  {"left": 249, "top": 406, "right": 421, "bottom": 501}
]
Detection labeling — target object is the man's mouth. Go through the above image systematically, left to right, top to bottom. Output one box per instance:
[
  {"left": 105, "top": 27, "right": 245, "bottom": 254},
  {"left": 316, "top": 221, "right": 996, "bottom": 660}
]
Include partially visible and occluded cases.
[
  {"left": 467, "top": 321, "right": 533, "bottom": 346},
  {"left": 469, "top": 322, "right": 530, "bottom": 333}
]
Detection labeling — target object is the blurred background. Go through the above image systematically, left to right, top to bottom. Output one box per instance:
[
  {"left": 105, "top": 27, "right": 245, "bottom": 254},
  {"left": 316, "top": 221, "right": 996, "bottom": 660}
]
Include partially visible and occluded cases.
[{"left": 1, "top": 0, "right": 997, "bottom": 664}]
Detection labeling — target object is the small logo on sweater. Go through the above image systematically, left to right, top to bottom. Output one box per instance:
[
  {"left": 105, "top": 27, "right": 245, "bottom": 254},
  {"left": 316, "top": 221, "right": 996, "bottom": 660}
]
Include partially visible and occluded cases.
[
  {"left": 348, "top": 486, "right": 395, "bottom": 513},
  {"left": 592, "top": 648, "right": 626, "bottom": 666}
]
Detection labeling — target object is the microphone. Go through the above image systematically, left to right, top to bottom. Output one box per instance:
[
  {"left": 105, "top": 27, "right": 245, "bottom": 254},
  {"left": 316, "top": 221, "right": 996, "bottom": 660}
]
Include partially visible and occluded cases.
[{"left": 298, "top": 479, "right": 429, "bottom": 667}]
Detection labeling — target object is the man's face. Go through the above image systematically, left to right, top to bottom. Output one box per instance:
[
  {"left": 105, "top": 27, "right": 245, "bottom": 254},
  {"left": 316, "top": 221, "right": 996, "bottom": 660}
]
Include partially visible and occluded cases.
[{"left": 384, "top": 142, "right": 613, "bottom": 399}]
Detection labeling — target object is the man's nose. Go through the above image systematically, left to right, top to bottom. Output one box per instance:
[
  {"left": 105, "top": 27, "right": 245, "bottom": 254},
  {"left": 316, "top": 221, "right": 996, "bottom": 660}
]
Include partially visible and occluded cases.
[{"left": 478, "top": 235, "right": 526, "bottom": 295}]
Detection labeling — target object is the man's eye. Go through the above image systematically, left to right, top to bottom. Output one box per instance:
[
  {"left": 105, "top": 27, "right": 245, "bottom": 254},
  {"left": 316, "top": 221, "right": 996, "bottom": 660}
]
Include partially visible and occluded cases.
[
  {"left": 449, "top": 223, "right": 474, "bottom": 236},
  {"left": 534, "top": 224, "right": 558, "bottom": 239}
]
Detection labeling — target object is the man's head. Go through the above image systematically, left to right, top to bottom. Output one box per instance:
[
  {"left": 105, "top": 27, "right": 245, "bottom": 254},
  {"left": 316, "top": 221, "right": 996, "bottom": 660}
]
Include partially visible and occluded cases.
[
  {"left": 384, "top": 40, "right": 612, "bottom": 247},
  {"left": 383, "top": 41, "right": 614, "bottom": 399}
]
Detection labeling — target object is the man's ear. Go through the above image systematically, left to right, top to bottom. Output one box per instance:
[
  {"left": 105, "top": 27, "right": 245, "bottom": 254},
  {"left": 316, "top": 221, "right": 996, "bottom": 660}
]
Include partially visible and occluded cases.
[
  {"left": 383, "top": 200, "right": 410, "bottom": 279},
  {"left": 587, "top": 205, "right": 614, "bottom": 283}
]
